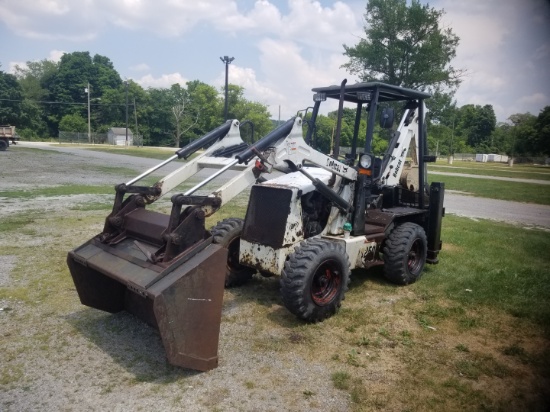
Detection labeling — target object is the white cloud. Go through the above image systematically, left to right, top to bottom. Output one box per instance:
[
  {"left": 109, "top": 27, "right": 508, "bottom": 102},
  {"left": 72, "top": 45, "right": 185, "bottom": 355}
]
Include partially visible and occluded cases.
[
  {"left": 0, "top": 0, "right": 361, "bottom": 49},
  {"left": 0, "top": 0, "right": 99, "bottom": 40},
  {"left": 220, "top": 0, "right": 361, "bottom": 52},
  {"left": 434, "top": 0, "right": 550, "bottom": 119},
  {"left": 253, "top": 38, "right": 358, "bottom": 119},
  {"left": 48, "top": 49, "right": 65, "bottom": 62},
  {"left": 212, "top": 64, "right": 285, "bottom": 117},
  {"left": 134, "top": 72, "right": 189, "bottom": 89}
]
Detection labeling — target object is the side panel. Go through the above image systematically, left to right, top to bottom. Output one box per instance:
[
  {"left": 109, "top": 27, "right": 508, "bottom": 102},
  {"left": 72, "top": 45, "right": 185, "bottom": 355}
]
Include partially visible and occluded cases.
[
  {"left": 241, "top": 185, "right": 298, "bottom": 249},
  {"left": 239, "top": 241, "right": 297, "bottom": 275},
  {"left": 151, "top": 244, "right": 227, "bottom": 371}
]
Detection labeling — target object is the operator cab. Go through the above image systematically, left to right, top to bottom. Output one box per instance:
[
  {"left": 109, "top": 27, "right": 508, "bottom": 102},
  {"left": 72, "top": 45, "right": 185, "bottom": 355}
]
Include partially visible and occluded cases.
[{"left": 306, "top": 81, "right": 441, "bottom": 256}]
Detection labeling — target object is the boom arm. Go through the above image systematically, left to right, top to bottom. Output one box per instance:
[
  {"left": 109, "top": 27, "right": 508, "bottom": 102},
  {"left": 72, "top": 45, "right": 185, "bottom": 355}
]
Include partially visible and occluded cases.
[
  {"left": 378, "top": 102, "right": 426, "bottom": 186},
  {"left": 242, "top": 117, "right": 357, "bottom": 182}
]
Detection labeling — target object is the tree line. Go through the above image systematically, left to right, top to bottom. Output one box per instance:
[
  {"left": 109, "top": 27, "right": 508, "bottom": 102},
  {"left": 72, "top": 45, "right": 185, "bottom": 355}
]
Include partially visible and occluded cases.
[
  {"left": 0, "top": 0, "right": 548, "bottom": 157},
  {"left": 0, "top": 51, "right": 273, "bottom": 147}
]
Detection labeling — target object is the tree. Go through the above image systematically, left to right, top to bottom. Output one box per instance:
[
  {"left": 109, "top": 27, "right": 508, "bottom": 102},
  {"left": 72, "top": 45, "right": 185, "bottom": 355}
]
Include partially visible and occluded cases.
[
  {"left": 342, "top": 0, "right": 463, "bottom": 92},
  {"left": 46, "top": 52, "right": 123, "bottom": 135},
  {"left": 91, "top": 54, "right": 122, "bottom": 95},
  {"left": 13, "top": 59, "right": 58, "bottom": 138},
  {"left": 14, "top": 59, "right": 58, "bottom": 101},
  {"left": 0, "top": 69, "right": 23, "bottom": 124},
  {"left": 183, "top": 81, "right": 223, "bottom": 142},
  {"left": 170, "top": 84, "right": 199, "bottom": 148},
  {"left": 226, "top": 85, "right": 272, "bottom": 141},
  {"left": 144, "top": 87, "right": 175, "bottom": 146},
  {"left": 456, "top": 104, "right": 496, "bottom": 150},
  {"left": 534, "top": 106, "right": 550, "bottom": 155},
  {"left": 59, "top": 113, "right": 87, "bottom": 132},
  {"left": 508, "top": 113, "right": 538, "bottom": 157},
  {"left": 308, "top": 114, "right": 334, "bottom": 154},
  {"left": 490, "top": 122, "right": 513, "bottom": 155}
]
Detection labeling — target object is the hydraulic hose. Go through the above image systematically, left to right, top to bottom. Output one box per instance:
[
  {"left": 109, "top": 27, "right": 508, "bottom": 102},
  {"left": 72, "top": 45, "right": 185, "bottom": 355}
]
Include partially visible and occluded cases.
[
  {"left": 235, "top": 117, "right": 295, "bottom": 164},
  {"left": 175, "top": 120, "right": 233, "bottom": 159}
]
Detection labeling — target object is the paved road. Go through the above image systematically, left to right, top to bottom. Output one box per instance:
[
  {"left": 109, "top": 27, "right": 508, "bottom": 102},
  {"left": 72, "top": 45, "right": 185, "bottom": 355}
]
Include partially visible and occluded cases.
[
  {"left": 16, "top": 142, "right": 550, "bottom": 229},
  {"left": 444, "top": 191, "right": 550, "bottom": 228}
]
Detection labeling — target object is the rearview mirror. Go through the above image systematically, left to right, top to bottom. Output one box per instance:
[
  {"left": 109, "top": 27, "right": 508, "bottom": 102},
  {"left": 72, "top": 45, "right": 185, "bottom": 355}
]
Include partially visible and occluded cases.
[{"left": 380, "top": 107, "right": 394, "bottom": 129}]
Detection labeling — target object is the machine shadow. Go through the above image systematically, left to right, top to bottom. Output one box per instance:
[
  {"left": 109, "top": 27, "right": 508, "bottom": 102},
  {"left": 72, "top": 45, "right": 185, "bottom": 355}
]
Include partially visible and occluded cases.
[
  {"left": 232, "top": 266, "right": 396, "bottom": 329},
  {"left": 64, "top": 309, "right": 199, "bottom": 380}
]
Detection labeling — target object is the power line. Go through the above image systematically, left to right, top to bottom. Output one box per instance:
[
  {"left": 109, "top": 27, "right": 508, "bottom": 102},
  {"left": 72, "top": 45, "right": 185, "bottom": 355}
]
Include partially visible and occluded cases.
[{"left": 0, "top": 98, "right": 134, "bottom": 107}]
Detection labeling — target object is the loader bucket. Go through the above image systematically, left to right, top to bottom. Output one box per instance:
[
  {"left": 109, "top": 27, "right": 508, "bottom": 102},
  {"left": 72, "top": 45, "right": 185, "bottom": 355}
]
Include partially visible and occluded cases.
[{"left": 67, "top": 213, "right": 227, "bottom": 371}]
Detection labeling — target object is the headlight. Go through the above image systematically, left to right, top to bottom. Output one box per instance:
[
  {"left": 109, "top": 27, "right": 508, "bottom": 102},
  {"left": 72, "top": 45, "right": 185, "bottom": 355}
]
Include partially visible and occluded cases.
[{"left": 359, "top": 154, "right": 372, "bottom": 169}]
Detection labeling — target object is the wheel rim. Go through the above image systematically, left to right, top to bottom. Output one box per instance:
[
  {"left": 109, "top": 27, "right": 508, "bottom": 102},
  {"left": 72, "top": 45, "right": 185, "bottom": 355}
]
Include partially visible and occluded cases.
[
  {"left": 408, "top": 238, "right": 423, "bottom": 274},
  {"left": 311, "top": 260, "right": 342, "bottom": 306}
]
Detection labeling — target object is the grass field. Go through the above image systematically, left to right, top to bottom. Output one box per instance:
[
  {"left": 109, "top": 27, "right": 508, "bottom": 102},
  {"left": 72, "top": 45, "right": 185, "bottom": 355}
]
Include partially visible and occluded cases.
[
  {"left": 1, "top": 147, "right": 549, "bottom": 410},
  {"left": 432, "top": 159, "right": 550, "bottom": 176}
]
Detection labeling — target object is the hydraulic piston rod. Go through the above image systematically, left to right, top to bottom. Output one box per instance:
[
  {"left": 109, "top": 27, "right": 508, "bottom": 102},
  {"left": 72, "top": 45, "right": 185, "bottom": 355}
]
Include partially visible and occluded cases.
[
  {"left": 126, "top": 155, "right": 179, "bottom": 186},
  {"left": 184, "top": 158, "right": 240, "bottom": 196}
]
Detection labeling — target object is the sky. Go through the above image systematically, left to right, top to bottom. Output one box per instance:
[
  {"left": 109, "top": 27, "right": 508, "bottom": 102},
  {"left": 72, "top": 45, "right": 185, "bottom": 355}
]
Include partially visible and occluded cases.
[{"left": 1, "top": 0, "right": 549, "bottom": 122}]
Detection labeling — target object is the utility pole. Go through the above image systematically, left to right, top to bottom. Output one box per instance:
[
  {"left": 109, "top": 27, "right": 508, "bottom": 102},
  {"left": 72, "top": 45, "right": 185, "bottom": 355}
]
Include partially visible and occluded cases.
[
  {"left": 219, "top": 56, "right": 234, "bottom": 121},
  {"left": 125, "top": 81, "right": 129, "bottom": 146},
  {"left": 86, "top": 82, "right": 91, "bottom": 143},
  {"left": 134, "top": 98, "right": 139, "bottom": 147}
]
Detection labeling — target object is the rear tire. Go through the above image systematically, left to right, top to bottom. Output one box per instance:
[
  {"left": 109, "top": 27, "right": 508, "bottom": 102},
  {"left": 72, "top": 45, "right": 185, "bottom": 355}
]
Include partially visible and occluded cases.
[
  {"left": 0, "top": 139, "right": 8, "bottom": 151},
  {"left": 211, "top": 218, "right": 254, "bottom": 287},
  {"left": 383, "top": 222, "right": 427, "bottom": 285},
  {"left": 281, "top": 238, "right": 350, "bottom": 322}
]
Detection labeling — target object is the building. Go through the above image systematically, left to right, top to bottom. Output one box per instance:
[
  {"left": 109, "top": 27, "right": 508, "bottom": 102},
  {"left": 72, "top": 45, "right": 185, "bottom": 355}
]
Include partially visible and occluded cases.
[{"left": 107, "top": 127, "right": 133, "bottom": 146}]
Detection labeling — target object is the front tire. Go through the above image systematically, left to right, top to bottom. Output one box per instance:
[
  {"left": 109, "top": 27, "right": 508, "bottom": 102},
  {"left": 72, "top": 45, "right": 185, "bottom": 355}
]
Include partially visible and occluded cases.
[
  {"left": 211, "top": 218, "right": 255, "bottom": 287},
  {"left": 383, "top": 222, "right": 427, "bottom": 285},
  {"left": 281, "top": 238, "right": 350, "bottom": 322}
]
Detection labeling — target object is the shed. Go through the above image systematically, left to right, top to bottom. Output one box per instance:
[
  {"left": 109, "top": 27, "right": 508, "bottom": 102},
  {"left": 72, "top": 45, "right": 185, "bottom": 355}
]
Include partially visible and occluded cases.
[
  {"left": 107, "top": 127, "right": 134, "bottom": 146},
  {"left": 476, "top": 154, "right": 488, "bottom": 162}
]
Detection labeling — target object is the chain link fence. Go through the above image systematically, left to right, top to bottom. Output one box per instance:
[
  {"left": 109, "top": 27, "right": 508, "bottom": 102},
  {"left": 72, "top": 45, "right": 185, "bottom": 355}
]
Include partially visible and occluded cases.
[
  {"left": 58, "top": 131, "right": 143, "bottom": 146},
  {"left": 58, "top": 131, "right": 106, "bottom": 144}
]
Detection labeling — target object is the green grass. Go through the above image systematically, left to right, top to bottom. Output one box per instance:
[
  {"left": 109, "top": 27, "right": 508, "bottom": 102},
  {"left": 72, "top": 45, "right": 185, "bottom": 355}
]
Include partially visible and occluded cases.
[
  {"left": 429, "top": 174, "right": 550, "bottom": 205},
  {"left": 0, "top": 214, "right": 38, "bottom": 232},
  {"left": 416, "top": 215, "right": 550, "bottom": 329}
]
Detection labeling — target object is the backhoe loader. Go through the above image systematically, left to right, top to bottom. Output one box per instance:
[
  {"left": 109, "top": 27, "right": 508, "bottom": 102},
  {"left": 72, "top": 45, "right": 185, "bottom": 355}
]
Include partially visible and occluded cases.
[{"left": 67, "top": 80, "right": 444, "bottom": 371}]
